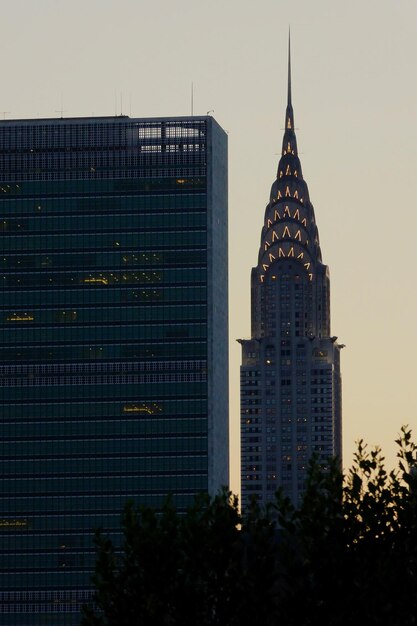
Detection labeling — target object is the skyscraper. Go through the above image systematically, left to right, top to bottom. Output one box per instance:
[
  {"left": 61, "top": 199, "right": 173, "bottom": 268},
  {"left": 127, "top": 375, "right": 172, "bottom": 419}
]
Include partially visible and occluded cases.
[
  {"left": 240, "top": 43, "right": 342, "bottom": 510},
  {"left": 0, "top": 115, "right": 228, "bottom": 623}
]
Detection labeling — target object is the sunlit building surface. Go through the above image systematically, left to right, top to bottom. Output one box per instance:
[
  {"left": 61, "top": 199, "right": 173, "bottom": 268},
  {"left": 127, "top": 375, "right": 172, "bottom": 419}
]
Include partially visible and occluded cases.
[
  {"left": 239, "top": 45, "right": 342, "bottom": 510},
  {"left": 0, "top": 115, "right": 228, "bottom": 623}
]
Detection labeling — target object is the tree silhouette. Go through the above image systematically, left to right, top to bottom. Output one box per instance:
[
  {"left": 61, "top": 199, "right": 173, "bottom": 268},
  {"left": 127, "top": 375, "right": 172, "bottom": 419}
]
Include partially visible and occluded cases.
[{"left": 82, "top": 427, "right": 417, "bottom": 626}]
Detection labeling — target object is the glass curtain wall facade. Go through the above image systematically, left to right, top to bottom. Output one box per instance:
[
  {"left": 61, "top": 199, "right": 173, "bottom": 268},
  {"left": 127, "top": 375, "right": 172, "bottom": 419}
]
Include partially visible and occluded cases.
[
  {"left": 240, "top": 45, "right": 342, "bottom": 510},
  {"left": 0, "top": 115, "right": 228, "bottom": 624}
]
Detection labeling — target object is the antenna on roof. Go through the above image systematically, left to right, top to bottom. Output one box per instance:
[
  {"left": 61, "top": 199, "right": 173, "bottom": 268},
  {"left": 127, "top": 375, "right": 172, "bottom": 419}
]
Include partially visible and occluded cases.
[
  {"left": 191, "top": 81, "right": 194, "bottom": 116},
  {"left": 55, "top": 93, "right": 66, "bottom": 118}
]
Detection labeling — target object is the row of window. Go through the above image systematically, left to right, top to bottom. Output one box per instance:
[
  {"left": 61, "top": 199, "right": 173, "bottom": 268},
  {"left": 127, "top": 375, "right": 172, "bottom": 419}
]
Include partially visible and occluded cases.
[
  {"left": 0, "top": 119, "right": 204, "bottom": 143},
  {"left": 1, "top": 145, "right": 205, "bottom": 161},
  {"left": 0, "top": 165, "right": 204, "bottom": 181},
  {"left": 0, "top": 175, "right": 207, "bottom": 192},
  {"left": 0, "top": 191, "right": 206, "bottom": 216},
  {"left": 0, "top": 211, "right": 206, "bottom": 233},
  {"left": 1, "top": 230, "right": 206, "bottom": 252},
  {"left": 1, "top": 250, "right": 206, "bottom": 268},
  {"left": 1, "top": 269, "right": 209, "bottom": 288},
  {"left": 2, "top": 271, "right": 164, "bottom": 287},
  {"left": 0, "top": 286, "right": 206, "bottom": 306},
  {"left": 1, "top": 305, "right": 205, "bottom": 325},
  {"left": 0, "top": 322, "right": 207, "bottom": 344},
  {"left": 0, "top": 341, "right": 207, "bottom": 362},
  {"left": 0, "top": 359, "right": 206, "bottom": 375},
  {"left": 0, "top": 371, "right": 207, "bottom": 387},
  {"left": 2, "top": 381, "right": 206, "bottom": 402},
  {"left": 0, "top": 398, "right": 206, "bottom": 420},
  {"left": 4, "top": 420, "right": 208, "bottom": 435},
  {"left": 2, "top": 433, "right": 208, "bottom": 453},
  {"left": 0, "top": 455, "right": 208, "bottom": 476},
  {"left": 0, "top": 473, "right": 209, "bottom": 497},
  {"left": 0, "top": 488, "right": 208, "bottom": 512},
  {"left": 0, "top": 507, "right": 192, "bottom": 533},
  {"left": 0, "top": 589, "right": 91, "bottom": 602},
  {"left": 0, "top": 603, "right": 83, "bottom": 614}
]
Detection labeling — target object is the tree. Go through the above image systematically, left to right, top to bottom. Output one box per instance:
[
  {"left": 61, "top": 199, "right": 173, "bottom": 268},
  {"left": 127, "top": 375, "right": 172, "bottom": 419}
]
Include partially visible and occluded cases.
[{"left": 82, "top": 427, "right": 417, "bottom": 626}]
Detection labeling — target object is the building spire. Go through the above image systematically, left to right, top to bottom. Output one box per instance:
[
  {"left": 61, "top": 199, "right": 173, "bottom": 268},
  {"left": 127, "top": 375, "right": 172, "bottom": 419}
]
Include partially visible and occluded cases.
[
  {"left": 281, "top": 27, "right": 297, "bottom": 161},
  {"left": 287, "top": 27, "right": 292, "bottom": 107},
  {"left": 284, "top": 28, "right": 294, "bottom": 135},
  {"left": 274, "top": 31, "right": 302, "bottom": 182}
]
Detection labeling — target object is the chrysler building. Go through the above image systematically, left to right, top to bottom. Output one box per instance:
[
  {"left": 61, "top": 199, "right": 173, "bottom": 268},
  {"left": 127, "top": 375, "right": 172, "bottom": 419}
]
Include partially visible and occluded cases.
[{"left": 239, "top": 41, "right": 342, "bottom": 508}]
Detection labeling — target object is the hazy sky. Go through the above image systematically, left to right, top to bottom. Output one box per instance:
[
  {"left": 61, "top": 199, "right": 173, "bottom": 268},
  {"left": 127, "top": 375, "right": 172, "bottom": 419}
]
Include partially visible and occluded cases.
[{"left": 1, "top": 0, "right": 416, "bottom": 493}]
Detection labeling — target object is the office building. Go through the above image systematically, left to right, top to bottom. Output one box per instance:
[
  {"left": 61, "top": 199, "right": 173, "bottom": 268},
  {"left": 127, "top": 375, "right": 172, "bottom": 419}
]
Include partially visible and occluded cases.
[
  {"left": 239, "top": 45, "right": 342, "bottom": 509},
  {"left": 0, "top": 114, "right": 228, "bottom": 623}
]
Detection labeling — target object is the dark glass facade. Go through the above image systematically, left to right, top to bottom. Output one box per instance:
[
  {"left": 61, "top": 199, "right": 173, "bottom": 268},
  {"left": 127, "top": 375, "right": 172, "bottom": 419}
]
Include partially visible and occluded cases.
[{"left": 0, "top": 116, "right": 228, "bottom": 623}]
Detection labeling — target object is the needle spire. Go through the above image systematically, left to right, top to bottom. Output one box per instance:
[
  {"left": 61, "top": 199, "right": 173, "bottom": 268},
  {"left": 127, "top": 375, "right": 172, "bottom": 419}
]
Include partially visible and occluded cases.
[
  {"left": 282, "top": 27, "right": 296, "bottom": 157},
  {"left": 284, "top": 28, "right": 294, "bottom": 135},
  {"left": 288, "top": 28, "right": 292, "bottom": 107}
]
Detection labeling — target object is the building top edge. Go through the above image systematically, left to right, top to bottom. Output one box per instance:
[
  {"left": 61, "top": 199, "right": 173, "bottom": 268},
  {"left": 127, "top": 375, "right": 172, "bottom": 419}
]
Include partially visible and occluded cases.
[{"left": 0, "top": 115, "right": 216, "bottom": 125}]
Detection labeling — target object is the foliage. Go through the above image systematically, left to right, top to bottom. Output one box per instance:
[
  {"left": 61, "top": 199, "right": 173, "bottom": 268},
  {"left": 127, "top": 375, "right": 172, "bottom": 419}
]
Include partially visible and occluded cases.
[{"left": 82, "top": 427, "right": 417, "bottom": 626}]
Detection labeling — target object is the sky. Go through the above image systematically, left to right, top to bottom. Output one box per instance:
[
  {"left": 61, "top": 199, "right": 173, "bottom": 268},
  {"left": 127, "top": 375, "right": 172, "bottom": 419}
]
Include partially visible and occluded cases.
[{"left": 1, "top": 0, "right": 416, "bottom": 494}]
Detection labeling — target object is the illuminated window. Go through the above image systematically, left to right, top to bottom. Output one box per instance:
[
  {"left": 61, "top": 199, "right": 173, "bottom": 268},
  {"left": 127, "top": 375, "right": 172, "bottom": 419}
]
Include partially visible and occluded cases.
[
  {"left": 140, "top": 145, "right": 161, "bottom": 152},
  {"left": 285, "top": 165, "right": 291, "bottom": 176},
  {"left": 279, "top": 171, "right": 283, "bottom": 178},
  {"left": 285, "top": 186, "right": 291, "bottom": 197},
  {"left": 277, "top": 190, "right": 282, "bottom": 199},
  {"left": 294, "top": 190, "right": 299, "bottom": 199},
  {"left": 284, "top": 205, "right": 291, "bottom": 217},
  {"left": 293, "top": 209, "right": 300, "bottom": 220},
  {"left": 274, "top": 210, "right": 281, "bottom": 221},
  {"left": 302, "top": 218, "right": 307, "bottom": 226},
  {"left": 267, "top": 219, "right": 272, "bottom": 227},
  {"left": 283, "top": 226, "right": 291, "bottom": 238},
  {"left": 272, "top": 230, "right": 279, "bottom": 242},
  {"left": 295, "top": 230, "right": 301, "bottom": 241},
  {"left": 279, "top": 247, "right": 285, "bottom": 258},
  {"left": 288, "top": 247, "right": 294, "bottom": 257},
  {"left": 269, "top": 253, "right": 276, "bottom": 262},
  {"left": 262, "top": 263, "right": 269, "bottom": 271},
  {"left": 83, "top": 272, "right": 161, "bottom": 286},
  {"left": 84, "top": 276, "right": 108, "bottom": 285},
  {"left": 56, "top": 310, "right": 77, "bottom": 322},
  {"left": 6, "top": 313, "right": 34, "bottom": 322},
  {"left": 123, "top": 403, "right": 162, "bottom": 414},
  {"left": 0, "top": 519, "right": 28, "bottom": 529}
]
